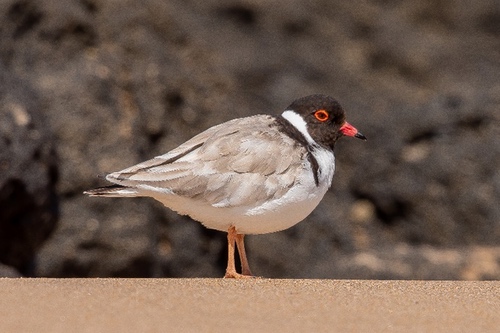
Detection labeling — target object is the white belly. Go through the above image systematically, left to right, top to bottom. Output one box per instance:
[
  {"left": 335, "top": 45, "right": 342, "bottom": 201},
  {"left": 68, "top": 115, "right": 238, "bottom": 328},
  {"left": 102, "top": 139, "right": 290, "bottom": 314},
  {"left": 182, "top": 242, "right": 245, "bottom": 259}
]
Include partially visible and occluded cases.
[
  {"left": 153, "top": 181, "right": 328, "bottom": 234},
  {"left": 150, "top": 184, "right": 329, "bottom": 234}
]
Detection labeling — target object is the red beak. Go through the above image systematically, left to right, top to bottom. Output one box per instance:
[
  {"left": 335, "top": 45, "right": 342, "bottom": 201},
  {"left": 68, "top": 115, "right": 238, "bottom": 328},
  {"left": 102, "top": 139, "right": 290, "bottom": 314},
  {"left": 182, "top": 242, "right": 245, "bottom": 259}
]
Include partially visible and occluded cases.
[{"left": 340, "top": 122, "right": 367, "bottom": 140}]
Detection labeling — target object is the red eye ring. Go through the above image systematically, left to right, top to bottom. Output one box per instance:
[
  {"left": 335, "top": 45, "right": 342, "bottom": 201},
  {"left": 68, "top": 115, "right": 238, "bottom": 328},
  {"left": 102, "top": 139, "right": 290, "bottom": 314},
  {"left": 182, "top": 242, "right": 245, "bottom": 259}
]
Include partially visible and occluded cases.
[{"left": 314, "top": 109, "right": 329, "bottom": 122}]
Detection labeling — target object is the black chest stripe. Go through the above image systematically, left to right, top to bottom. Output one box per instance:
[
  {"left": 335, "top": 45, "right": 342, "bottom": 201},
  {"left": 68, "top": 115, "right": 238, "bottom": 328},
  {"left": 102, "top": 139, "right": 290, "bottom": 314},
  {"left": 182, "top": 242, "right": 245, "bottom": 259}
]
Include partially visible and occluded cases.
[
  {"left": 274, "top": 116, "right": 320, "bottom": 187},
  {"left": 307, "top": 153, "right": 320, "bottom": 187}
]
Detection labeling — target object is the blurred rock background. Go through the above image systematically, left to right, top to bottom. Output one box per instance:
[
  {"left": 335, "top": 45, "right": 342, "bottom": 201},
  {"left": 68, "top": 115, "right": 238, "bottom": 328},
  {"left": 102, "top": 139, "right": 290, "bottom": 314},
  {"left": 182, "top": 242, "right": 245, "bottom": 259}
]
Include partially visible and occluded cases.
[{"left": 0, "top": 0, "right": 498, "bottom": 279}]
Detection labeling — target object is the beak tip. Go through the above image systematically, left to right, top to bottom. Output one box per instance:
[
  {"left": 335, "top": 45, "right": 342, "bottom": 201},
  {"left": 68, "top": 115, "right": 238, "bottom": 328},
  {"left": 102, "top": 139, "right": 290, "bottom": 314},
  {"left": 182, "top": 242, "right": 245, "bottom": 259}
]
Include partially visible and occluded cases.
[{"left": 354, "top": 132, "right": 367, "bottom": 141}]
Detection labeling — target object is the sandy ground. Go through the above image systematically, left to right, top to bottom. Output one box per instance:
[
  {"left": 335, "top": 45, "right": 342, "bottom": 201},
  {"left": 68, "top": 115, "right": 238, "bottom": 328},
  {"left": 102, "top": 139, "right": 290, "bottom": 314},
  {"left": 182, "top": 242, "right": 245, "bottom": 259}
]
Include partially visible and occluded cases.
[{"left": 0, "top": 279, "right": 498, "bottom": 332}]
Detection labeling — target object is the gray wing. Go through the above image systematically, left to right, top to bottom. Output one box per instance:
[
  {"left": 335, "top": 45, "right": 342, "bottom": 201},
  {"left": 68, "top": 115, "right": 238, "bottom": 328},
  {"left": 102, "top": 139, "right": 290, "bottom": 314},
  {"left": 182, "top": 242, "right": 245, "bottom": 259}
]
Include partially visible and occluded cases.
[{"left": 106, "top": 115, "right": 307, "bottom": 207}]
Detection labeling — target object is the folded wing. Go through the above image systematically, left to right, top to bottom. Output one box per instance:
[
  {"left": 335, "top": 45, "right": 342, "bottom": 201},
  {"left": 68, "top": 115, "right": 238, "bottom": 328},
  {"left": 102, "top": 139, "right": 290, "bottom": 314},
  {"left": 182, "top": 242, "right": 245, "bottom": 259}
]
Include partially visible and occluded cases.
[{"left": 106, "top": 115, "right": 307, "bottom": 208}]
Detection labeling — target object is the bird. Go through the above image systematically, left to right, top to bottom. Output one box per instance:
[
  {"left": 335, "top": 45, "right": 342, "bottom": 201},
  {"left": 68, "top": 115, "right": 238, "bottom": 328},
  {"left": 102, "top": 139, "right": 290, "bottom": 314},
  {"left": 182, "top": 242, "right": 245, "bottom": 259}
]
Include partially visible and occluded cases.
[{"left": 84, "top": 94, "right": 366, "bottom": 278}]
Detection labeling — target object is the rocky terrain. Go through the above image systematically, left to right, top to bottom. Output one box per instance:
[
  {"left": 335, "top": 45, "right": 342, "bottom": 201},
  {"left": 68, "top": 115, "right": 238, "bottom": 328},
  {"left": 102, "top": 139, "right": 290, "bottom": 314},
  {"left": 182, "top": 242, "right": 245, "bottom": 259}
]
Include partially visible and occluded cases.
[{"left": 0, "top": 0, "right": 498, "bottom": 279}]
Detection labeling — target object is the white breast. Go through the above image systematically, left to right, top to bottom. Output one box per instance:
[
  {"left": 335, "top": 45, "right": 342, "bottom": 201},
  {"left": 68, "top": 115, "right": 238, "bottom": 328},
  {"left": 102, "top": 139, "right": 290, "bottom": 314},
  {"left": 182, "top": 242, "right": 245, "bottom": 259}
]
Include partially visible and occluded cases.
[{"left": 237, "top": 147, "right": 335, "bottom": 234}]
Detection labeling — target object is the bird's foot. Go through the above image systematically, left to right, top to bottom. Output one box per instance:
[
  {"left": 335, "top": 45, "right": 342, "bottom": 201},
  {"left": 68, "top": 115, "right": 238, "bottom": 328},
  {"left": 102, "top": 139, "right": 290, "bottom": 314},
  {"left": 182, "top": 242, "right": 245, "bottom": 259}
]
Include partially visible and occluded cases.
[{"left": 224, "top": 270, "right": 256, "bottom": 279}]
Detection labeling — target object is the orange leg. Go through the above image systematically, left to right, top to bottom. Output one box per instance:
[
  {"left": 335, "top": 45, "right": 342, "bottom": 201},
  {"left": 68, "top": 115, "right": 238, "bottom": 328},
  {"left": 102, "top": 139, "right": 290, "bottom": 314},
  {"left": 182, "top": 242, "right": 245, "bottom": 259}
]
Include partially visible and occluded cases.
[
  {"left": 224, "top": 226, "right": 253, "bottom": 278},
  {"left": 224, "top": 226, "right": 238, "bottom": 278},
  {"left": 236, "top": 233, "right": 253, "bottom": 276}
]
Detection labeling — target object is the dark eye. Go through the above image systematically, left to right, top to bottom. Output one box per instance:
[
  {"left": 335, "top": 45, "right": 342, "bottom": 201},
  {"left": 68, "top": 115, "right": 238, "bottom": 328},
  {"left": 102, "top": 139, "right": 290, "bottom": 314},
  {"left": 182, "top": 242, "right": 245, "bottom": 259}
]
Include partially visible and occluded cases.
[{"left": 314, "top": 109, "right": 329, "bottom": 122}]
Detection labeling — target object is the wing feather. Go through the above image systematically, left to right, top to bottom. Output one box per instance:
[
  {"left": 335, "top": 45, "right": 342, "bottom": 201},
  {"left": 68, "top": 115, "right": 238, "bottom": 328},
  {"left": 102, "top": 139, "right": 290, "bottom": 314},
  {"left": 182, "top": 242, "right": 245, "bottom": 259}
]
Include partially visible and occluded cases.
[{"left": 106, "top": 115, "right": 307, "bottom": 207}]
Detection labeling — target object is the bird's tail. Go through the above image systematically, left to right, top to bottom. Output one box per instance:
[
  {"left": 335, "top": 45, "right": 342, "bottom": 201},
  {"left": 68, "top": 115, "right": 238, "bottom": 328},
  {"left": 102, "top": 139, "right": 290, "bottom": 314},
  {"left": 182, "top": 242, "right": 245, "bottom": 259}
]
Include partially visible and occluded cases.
[{"left": 84, "top": 185, "right": 139, "bottom": 197}]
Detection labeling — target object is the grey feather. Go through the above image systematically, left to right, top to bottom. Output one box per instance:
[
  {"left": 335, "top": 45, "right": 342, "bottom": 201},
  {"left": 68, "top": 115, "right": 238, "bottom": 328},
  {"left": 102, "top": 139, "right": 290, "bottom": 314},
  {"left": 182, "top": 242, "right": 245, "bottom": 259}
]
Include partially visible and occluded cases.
[{"left": 105, "top": 115, "right": 308, "bottom": 208}]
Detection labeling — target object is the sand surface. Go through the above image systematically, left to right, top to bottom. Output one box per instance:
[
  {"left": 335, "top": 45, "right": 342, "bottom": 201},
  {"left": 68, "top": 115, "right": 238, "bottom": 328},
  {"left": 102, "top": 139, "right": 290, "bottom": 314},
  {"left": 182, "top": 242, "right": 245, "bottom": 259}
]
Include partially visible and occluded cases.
[{"left": 1, "top": 279, "right": 498, "bottom": 332}]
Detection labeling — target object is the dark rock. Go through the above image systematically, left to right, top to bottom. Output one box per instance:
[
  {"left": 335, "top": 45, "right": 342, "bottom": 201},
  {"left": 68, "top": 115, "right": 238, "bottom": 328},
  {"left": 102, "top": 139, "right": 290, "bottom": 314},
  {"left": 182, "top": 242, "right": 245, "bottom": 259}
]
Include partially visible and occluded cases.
[
  {"left": 0, "top": 63, "right": 58, "bottom": 276},
  {"left": 0, "top": 263, "right": 21, "bottom": 277}
]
